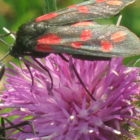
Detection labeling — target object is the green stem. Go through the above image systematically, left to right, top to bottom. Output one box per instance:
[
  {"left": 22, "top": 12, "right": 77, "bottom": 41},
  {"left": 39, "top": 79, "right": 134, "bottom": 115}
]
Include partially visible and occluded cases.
[{"left": 42, "top": 0, "right": 57, "bottom": 14}]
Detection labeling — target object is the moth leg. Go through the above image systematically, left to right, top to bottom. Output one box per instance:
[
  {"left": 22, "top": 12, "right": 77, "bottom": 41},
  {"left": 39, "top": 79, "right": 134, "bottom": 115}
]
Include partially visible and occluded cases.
[
  {"left": 59, "top": 54, "right": 96, "bottom": 101},
  {"left": 59, "top": 54, "right": 69, "bottom": 62},
  {"left": 32, "top": 57, "right": 53, "bottom": 93},
  {"left": 70, "top": 57, "right": 96, "bottom": 101},
  {"left": 24, "top": 63, "right": 34, "bottom": 90},
  {"left": 0, "top": 117, "right": 6, "bottom": 137},
  {"left": 1, "top": 117, "right": 36, "bottom": 136}
]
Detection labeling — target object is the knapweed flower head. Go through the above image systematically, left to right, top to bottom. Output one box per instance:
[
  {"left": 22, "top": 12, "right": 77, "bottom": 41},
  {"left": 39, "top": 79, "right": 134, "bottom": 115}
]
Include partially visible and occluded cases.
[{"left": 0, "top": 54, "right": 140, "bottom": 140}]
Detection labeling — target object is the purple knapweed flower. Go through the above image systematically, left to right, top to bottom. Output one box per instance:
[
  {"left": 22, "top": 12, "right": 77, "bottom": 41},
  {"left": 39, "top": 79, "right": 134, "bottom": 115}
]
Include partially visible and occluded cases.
[{"left": 0, "top": 54, "right": 140, "bottom": 140}]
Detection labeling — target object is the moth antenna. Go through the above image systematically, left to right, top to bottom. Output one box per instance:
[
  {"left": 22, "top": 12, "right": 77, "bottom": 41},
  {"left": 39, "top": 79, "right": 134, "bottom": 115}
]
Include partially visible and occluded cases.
[
  {"left": 116, "top": 15, "right": 122, "bottom": 26},
  {"left": 3, "top": 27, "right": 16, "bottom": 40},
  {"left": 0, "top": 38, "right": 11, "bottom": 47},
  {"left": 0, "top": 38, "right": 11, "bottom": 61},
  {"left": 0, "top": 51, "right": 10, "bottom": 61}
]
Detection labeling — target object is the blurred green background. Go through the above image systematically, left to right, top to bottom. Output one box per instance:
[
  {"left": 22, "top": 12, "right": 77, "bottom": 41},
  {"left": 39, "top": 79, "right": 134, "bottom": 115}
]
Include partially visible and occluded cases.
[{"left": 0, "top": 0, "right": 140, "bottom": 90}]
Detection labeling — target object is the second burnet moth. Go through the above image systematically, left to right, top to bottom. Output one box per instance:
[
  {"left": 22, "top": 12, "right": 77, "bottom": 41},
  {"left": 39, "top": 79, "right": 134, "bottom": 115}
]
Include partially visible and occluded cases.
[{"left": 0, "top": 0, "right": 139, "bottom": 100}]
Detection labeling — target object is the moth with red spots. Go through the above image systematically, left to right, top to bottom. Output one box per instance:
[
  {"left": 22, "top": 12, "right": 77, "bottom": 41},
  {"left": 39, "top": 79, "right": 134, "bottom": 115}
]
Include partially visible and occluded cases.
[
  {"left": 0, "top": 0, "right": 138, "bottom": 100},
  {"left": 3, "top": 0, "right": 138, "bottom": 61}
]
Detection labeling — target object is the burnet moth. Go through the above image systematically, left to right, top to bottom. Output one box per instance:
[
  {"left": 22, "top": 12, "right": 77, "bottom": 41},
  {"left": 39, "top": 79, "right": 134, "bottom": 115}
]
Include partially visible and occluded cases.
[
  {"left": 0, "top": 0, "right": 138, "bottom": 100},
  {"left": 0, "top": 0, "right": 138, "bottom": 59},
  {"left": 0, "top": 117, "right": 36, "bottom": 139}
]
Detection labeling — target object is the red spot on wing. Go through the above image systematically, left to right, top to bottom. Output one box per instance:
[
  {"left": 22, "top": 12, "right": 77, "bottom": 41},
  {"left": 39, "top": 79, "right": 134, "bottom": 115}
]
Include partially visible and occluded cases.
[
  {"left": 96, "top": 0, "right": 107, "bottom": 3},
  {"left": 96, "top": 0, "right": 122, "bottom": 5},
  {"left": 106, "top": 1, "right": 122, "bottom": 5},
  {"left": 68, "top": 5, "right": 77, "bottom": 8},
  {"left": 77, "top": 6, "right": 89, "bottom": 13},
  {"left": 35, "top": 13, "right": 58, "bottom": 22},
  {"left": 72, "top": 21, "right": 95, "bottom": 26},
  {"left": 80, "top": 30, "right": 92, "bottom": 41},
  {"left": 111, "top": 31, "right": 126, "bottom": 43},
  {"left": 37, "top": 34, "right": 61, "bottom": 44},
  {"left": 101, "top": 40, "right": 113, "bottom": 52},
  {"left": 70, "top": 42, "right": 82, "bottom": 49},
  {"left": 35, "top": 44, "right": 53, "bottom": 52}
]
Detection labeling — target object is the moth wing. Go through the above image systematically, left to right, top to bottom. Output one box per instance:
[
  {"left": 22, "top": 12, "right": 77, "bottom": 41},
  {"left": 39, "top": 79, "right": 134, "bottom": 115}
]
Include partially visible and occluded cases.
[
  {"left": 35, "top": 0, "right": 135, "bottom": 25},
  {"left": 35, "top": 24, "right": 140, "bottom": 58}
]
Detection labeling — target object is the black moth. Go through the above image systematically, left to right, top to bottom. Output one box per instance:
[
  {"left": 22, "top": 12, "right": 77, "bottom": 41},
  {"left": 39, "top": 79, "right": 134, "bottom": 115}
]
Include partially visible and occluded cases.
[{"left": 0, "top": 0, "right": 139, "bottom": 100}]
